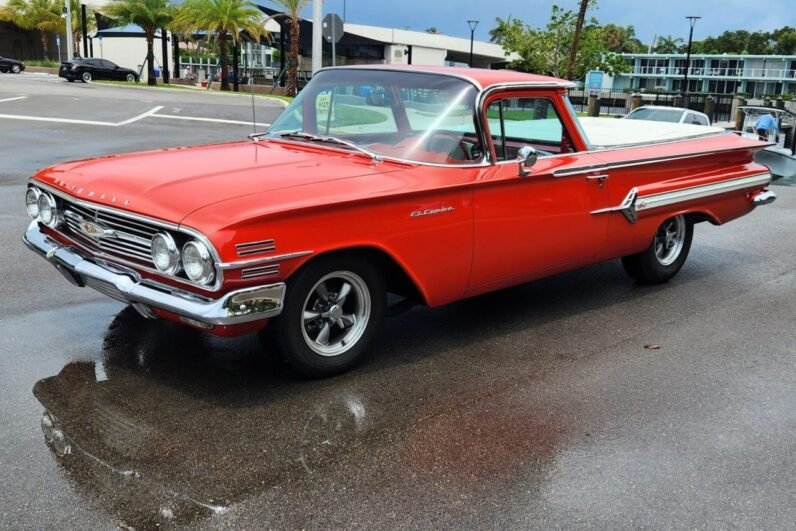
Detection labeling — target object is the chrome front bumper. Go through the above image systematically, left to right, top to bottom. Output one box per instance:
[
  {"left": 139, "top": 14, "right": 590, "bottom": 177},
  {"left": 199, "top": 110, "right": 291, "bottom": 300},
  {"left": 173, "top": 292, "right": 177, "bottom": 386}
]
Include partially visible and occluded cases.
[{"left": 23, "top": 222, "right": 285, "bottom": 327}]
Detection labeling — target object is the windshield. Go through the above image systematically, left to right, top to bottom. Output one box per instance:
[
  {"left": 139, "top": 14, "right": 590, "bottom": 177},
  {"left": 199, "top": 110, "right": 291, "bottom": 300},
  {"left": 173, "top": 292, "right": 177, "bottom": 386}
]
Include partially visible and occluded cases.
[
  {"left": 266, "top": 69, "right": 482, "bottom": 165},
  {"left": 625, "top": 108, "right": 682, "bottom": 123}
]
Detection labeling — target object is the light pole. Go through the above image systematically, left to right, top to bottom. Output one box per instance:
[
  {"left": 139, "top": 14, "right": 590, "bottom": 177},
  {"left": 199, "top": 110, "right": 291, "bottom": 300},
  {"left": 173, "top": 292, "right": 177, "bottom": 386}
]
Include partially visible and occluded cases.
[
  {"left": 64, "top": 0, "right": 73, "bottom": 61},
  {"left": 682, "top": 16, "right": 701, "bottom": 98},
  {"left": 467, "top": 20, "right": 478, "bottom": 68}
]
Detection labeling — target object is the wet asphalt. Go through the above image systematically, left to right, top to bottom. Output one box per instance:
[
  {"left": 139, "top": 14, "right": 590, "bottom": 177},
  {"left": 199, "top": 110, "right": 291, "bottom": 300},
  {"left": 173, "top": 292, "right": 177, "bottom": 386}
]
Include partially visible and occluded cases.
[{"left": 1, "top": 74, "right": 795, "bottom": 529}]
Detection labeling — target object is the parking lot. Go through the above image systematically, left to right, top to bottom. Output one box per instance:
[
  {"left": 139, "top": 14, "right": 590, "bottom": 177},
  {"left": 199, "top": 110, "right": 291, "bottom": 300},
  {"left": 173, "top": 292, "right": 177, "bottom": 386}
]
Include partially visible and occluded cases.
[{"left": 1, "top": 73, "right": 794, "bottom": 529}]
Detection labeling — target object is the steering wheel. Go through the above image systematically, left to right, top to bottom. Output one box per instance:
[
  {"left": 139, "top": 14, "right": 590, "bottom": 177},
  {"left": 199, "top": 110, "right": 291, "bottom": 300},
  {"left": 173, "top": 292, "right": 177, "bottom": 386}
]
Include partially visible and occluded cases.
[{"left": 424, "top": 131, "right": 474, "bottom": 161}]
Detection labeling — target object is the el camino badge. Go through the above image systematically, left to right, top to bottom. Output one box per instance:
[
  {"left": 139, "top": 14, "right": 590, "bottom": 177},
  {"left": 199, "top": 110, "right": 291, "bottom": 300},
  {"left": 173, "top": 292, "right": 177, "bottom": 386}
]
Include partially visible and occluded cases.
[
  {"left": 410, "top": 206, "right": 455, "bottom": 218},
  {"left": 77, "top": 218, "right": 117, "bottom": 240}
]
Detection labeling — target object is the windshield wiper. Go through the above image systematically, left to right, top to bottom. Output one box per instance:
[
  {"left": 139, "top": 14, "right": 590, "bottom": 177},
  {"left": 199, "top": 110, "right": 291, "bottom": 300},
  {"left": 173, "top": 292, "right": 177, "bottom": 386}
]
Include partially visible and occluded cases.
[{"left": 279, "top": 131, "right": 382, "bottom": 162}]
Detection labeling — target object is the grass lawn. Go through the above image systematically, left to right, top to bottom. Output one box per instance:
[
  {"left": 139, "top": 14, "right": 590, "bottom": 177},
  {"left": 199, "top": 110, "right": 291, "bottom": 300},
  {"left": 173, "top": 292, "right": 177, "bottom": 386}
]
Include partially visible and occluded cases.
[
  {"left": 24, "top": 59, "right": 61, "bottom": 68},
  {"left": 93, "top": 80, "right": 294, "bottom": 104},
  {"left": 331, "top": 104, "right": 388, "bottom": 126}
]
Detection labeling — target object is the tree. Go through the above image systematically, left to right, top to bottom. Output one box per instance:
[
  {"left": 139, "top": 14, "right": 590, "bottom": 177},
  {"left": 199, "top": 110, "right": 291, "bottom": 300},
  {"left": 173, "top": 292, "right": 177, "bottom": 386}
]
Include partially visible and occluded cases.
[
  {"left": 0, "top": 0, "right": 62, "bottom": 60},
  {"left": 104, "top": 0, "right": 175, "bottom": 85},
  {"left": 174, "top": 0, "right": 266, "bottom": 91},
  {"left": 268, "top": 0, "right": 310, "bottom": 97},
  {"left": 566, "top": 0, "right": 591, "bottom": 79},
  {"left": 491, "top": 4, "right": 631, "bottom": 80},
  {"left": 603, "top": 23, "right": 643, "bottom": 53},
  {"left": 653, "top": 35, "right": 683, "bottom": 54}
]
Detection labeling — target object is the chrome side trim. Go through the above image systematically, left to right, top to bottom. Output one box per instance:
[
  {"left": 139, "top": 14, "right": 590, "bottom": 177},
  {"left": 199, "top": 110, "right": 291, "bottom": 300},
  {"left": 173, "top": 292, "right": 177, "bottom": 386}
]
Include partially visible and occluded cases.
[
  {"left": 552, "top": 145, "right": 766, "bottom": 178},
  {"left": 591, "top": 173, "right": 772, "bottom": 223},
  {"left": 23, "top": 221, "right": 285, "bottom": 326},
  {"left": 236, "top": 239, "right": 276, "bottom": 256},
  {"left": 218, "top": 250, "right": 314, "bottom": 270}
]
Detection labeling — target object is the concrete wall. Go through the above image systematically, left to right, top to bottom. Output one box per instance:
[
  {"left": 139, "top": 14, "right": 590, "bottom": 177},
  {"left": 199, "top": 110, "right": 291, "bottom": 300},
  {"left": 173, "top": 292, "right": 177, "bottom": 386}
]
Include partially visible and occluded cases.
[
  {"left": 94, "top": 34, "right": 169, "bottom": 82},
  {"left": 411, "top": 46, "right": 447, "bottom": 66}
]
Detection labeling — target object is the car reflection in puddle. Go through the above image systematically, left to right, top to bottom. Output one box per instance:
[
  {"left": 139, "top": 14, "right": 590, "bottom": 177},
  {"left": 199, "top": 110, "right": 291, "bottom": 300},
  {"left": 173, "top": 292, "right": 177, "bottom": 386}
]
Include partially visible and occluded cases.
[{"left": 32, "top": 307, "right": 374, "bottom": 528}]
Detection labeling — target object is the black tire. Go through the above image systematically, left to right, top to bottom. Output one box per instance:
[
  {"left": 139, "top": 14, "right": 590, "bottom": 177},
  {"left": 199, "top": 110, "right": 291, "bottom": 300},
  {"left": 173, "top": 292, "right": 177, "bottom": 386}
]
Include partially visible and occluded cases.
[
  {"left": 11, "top": 64, "right": 21, "bottom": 74},
  {"left": 81, "top": 71, "right": 91, "bottom": 83},
  {"left": 125, "top": 73, "right": 136, "bottom": 82},
  {"left": 66, "top": 78, "right": 74, "bottom": 82},
  {"left": 621, "top": 215, "right": 694, "bottom": 285},
  {"left": 264, "top": 255, "right": 386, "bottom": 378}
]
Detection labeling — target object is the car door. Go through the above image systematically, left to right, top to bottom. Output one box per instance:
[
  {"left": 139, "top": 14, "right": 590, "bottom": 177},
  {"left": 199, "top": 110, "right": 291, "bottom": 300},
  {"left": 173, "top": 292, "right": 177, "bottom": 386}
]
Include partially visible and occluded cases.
[
  {"left": 101, "top": 60, "right": 122, "bottom": 80},
  {"left": 468, "top": 91, "right": 610, "bottom": 292}
]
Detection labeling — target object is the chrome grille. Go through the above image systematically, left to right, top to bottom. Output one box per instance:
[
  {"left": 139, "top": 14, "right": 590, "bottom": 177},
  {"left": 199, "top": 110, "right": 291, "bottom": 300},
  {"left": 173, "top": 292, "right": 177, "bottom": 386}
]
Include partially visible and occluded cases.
[
  {"left": 61, "top": 199, "right": 157, "bottom": 267},
  {"left": 236, "top": 239, "right": 276, "bottom": 257}
]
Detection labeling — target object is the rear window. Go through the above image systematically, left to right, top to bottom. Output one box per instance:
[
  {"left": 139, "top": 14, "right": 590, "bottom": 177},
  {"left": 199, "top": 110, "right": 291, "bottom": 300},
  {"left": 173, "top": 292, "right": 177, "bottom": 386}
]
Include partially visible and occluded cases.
[{"left": 626, "top": 108, "right": 682, "bottom": 123}]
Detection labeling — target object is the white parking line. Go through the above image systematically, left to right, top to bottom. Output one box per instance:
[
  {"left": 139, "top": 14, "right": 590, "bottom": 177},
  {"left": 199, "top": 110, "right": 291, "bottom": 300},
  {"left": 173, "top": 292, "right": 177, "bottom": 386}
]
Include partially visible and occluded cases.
[
  {"left": 0, "top": 96, "right": 28, "bottom": 103},
  {"left": 116, "top": 105, "right": 164, "bottom": 125},
  {"left": 0, "top": 106, "right": 165, "bottom": 127},
  {"left": 150, "top": 113, "right": 270, "bottom": 127},
  {"left": 0, "top": 114, "right": 115, "bottom": 126}
]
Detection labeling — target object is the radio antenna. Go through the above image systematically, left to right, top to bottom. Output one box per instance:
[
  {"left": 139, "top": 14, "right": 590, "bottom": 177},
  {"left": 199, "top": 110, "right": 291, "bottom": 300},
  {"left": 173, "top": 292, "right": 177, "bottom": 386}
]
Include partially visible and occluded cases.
[{"left": 250, "top": 73, "right": 257, "bottom": 135}]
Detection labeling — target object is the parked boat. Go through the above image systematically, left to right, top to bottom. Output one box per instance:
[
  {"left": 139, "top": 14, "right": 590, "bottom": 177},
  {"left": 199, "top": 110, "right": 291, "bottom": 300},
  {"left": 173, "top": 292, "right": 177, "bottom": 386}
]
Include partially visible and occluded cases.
[{"left": 737, "top": 106, "right": 796, "bottom": 179}]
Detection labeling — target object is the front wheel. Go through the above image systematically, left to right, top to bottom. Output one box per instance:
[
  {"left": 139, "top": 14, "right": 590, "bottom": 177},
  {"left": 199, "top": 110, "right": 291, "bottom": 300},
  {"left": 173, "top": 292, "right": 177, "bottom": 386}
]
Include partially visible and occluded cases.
[
  {"left": 11, "top": 64, "right": 21, "bottom": 74},
  {"left": 81, "top": 71, "right": 92, "bottom": 82},
  {"left": 125, "top": 73, "right": 136, "bottom": 82},
  {"left": 621, "top": 214, "right": 693, "bottom": 284},
  {"left": 264, "top": 256, "right": 386, "bottom": 378}
]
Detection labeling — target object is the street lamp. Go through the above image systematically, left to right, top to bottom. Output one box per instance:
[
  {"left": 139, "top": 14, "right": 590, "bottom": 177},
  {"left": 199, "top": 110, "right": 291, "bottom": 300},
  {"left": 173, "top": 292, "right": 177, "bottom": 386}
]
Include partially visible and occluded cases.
[
  {"left": 682, "top": 16, "right": 701, "bottom": 98},
  {"left": 467, "top": 20, "right": 479, "bottom": 68}
]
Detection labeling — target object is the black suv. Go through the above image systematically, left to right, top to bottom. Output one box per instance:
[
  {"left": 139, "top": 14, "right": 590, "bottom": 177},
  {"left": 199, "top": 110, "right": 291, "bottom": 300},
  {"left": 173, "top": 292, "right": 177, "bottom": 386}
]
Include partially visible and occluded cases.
[{"left": 59, "top": 58, "right": 139, "bottom": 83}]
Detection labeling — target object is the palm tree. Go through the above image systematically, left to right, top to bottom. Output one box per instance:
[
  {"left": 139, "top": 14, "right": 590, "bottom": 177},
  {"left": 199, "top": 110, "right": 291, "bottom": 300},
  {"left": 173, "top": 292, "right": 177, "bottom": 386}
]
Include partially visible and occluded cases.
[
  {"left": 1, "top": 0, "right": 62, "bottom": 60},
  {"left": 104, "top": 0, "right": 175, "bottom": 85},
  {"left": 174, "top": 0, "right": 266, "bottom": 91},
  {"left": 268, "top": 0, "right": 310, "bottom": 96},
  {"left": 565, "top": 0, "right": 589, "bottom": 80},
  {"left": 654, "top": 35, "right": 683, "bottom": 54}
]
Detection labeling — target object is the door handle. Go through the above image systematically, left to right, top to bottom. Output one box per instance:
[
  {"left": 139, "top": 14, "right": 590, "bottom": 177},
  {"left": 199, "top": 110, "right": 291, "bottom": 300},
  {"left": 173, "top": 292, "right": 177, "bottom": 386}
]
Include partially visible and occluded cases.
[{"left": 587, "top": 174, "right": 609, "bottom": 187}]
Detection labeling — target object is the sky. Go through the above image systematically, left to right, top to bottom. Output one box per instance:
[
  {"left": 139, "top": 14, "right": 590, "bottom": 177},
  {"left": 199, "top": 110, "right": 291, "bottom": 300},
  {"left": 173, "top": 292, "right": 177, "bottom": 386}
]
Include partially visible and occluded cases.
[{"left": 269, "top": 0, "right": 796, "bottom": 46}]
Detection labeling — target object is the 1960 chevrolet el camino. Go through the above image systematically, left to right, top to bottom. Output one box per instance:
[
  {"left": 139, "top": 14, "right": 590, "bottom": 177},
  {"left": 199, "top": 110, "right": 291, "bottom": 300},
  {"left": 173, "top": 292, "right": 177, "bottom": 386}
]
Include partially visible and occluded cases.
[{"left": 23, "top": 66, "right": 776, "bottom": 377}]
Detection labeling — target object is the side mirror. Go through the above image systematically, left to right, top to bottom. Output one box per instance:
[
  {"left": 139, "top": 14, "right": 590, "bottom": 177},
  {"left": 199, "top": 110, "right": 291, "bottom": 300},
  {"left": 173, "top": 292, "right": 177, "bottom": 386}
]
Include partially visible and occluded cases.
[{"left": 517, "top": 146, "right": 538, "bottom": 177}]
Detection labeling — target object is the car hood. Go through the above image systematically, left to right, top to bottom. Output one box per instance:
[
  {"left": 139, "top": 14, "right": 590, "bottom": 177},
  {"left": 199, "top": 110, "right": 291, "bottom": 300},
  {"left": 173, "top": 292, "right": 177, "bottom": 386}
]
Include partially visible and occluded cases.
[{"left": 33, "top": 140, "right": 401, "bottom": 224}]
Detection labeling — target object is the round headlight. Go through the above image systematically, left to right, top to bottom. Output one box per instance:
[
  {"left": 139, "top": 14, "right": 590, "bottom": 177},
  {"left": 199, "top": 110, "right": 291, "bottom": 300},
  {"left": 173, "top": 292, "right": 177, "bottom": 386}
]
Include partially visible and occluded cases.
[
  {"left": 26, "top": 187, "right": 41, "bottom": 219},
  {"left": 37, "top": 193, "right": 58, "bottom": 227},
  {"left": 151, "top": 232, "right": 181, "bottom": 275},
  {"left": 181, "top": 240, "right": 215, "bottom": 285}
]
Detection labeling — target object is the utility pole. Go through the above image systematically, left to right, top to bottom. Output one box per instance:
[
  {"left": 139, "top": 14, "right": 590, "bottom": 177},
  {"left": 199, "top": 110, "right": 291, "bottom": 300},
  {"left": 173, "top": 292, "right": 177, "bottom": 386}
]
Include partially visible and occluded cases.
[
  {"left": 64, "top": 0, "right": 74, "bottom": 61},
  {"left": 312, "top": 0, "right": 322, "bottom": 75},
  {"left": 683, "top": 16, "right": 701, "bottom": 98},
  {"left": 467, "top": 20, "right": 478, "bottom": 68}
]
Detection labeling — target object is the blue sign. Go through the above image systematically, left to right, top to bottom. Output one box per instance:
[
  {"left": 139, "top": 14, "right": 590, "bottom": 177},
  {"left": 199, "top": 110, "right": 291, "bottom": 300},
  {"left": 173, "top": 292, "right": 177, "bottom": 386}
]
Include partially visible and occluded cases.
[{"left": 587, "top": 71, "right": 604, "bottom": 90}]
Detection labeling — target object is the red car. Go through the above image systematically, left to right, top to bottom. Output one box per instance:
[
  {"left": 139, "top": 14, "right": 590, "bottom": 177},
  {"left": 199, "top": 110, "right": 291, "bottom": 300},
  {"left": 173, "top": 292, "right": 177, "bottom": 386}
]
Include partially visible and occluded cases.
[{"left": 23, "top": 66, "right": 776, "bottom": 377}]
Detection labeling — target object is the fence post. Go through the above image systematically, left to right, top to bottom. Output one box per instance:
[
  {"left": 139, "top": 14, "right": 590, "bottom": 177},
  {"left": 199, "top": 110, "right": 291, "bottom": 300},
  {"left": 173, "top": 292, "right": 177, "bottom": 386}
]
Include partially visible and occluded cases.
[
  {"left": 631, "top": 93, "right": 643, "bottom": 111},
  {"left": 587, "top": 94, "right": 600, "bottom": 117},
  {"left": 673, "top": 94, "right": 684, "bottom": 108},
  {"left": 703, "top": 95, "right": 715, "bottom": 123},
  {"left": 734, "top": 97, "right": 747, "bottom": 131},
  {"left": 775, "top": 98, "right": 785, "bottom": 110}
]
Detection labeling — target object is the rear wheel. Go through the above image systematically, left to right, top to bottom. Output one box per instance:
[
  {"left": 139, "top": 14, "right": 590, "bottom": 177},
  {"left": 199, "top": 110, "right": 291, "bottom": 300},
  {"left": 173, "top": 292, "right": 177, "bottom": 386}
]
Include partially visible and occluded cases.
[
  {"left": 81, "top": 71, "right": 92, "bottom": 82},
  {"left": 622, "top": 215, "right": 693, "bottom": 284},
  {"left": 264, "top": 255, "right": 386, "bottom": 378}
]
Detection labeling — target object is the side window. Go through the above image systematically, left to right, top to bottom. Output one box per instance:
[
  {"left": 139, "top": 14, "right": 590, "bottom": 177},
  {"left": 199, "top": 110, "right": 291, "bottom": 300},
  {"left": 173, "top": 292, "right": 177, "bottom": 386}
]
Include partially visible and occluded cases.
[
  {"left": 100, "top": 60, "right": 116, "bottom": 68},
  {"left": 486, "top": 97, "right": 572, "bottom": 161}
]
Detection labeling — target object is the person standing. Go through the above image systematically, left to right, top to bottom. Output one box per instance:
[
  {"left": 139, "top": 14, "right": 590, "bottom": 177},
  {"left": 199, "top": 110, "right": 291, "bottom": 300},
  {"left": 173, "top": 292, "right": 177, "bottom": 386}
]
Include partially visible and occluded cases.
[{"left": 755, "top": 111, "right": 779, "bottom": 142}]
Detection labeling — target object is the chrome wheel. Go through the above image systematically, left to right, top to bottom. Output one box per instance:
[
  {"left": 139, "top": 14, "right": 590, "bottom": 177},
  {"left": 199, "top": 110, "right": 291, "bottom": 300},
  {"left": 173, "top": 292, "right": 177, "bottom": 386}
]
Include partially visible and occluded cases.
[
  {"left": 12, "top": 64, "right": 21, "bottom": 73},
  {"left": 81, "top": 71, "right": 92, "bottom": 82},
  {"left": 126, "top": 73, "right": 135, "bottom": 82},
  {"left": 654, "top": 215, "right": 686, "bottom": 266},
  {"left": 301, "top": 271, "right": 371, "bottom": 357}
]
